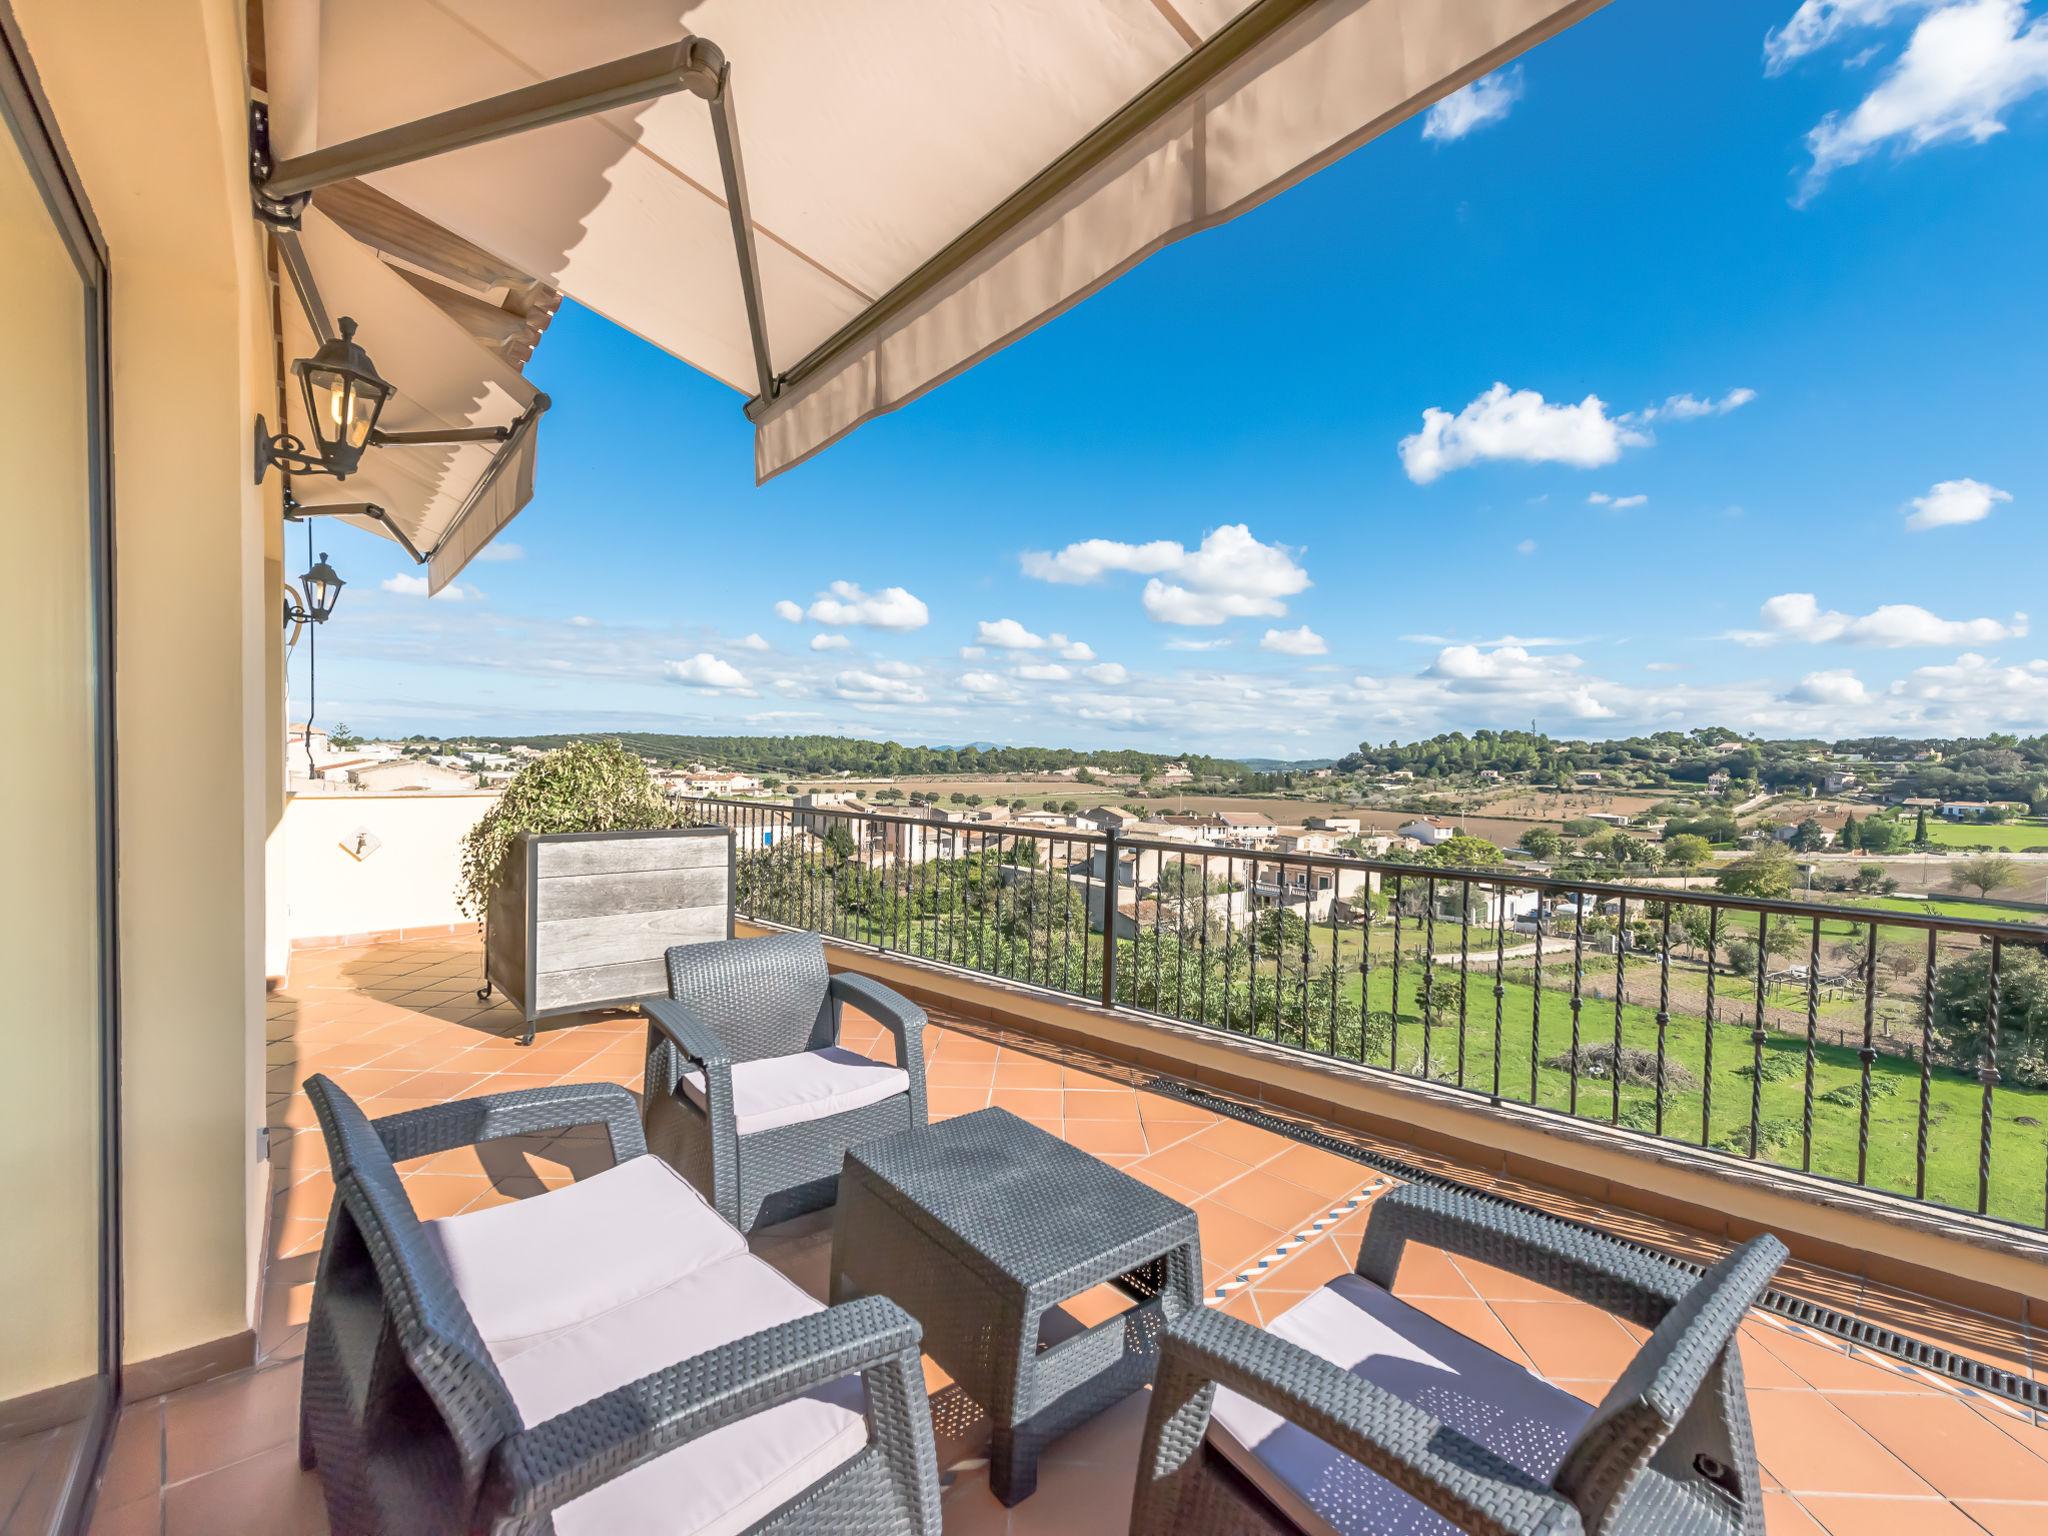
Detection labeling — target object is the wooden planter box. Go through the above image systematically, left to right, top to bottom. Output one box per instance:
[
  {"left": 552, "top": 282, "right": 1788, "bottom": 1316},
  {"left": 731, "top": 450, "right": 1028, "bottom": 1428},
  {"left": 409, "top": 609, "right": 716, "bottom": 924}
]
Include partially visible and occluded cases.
[{"left": 483, "top": 827, "right": 734, "bottom": 1042}]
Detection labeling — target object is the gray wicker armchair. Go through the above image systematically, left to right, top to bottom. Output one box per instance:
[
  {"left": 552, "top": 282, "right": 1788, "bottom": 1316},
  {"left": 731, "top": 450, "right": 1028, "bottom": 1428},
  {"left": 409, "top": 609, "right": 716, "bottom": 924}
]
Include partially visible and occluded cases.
[
  {"left": 642, "top": 931, "right": 929, "bottom": 1231},
  {"left": 299, "top": 1073, "right": 941, "bottom": 1536},
  {"left": 1133, "top": 1182, "right": 1787, "bottom": 1536}
]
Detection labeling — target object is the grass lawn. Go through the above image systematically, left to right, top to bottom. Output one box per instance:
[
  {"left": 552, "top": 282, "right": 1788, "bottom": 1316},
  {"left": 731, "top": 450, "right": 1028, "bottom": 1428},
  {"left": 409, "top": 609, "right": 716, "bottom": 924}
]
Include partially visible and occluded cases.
[{"left": 1915, "top": 819, "right": 2048, "bottom": 851}]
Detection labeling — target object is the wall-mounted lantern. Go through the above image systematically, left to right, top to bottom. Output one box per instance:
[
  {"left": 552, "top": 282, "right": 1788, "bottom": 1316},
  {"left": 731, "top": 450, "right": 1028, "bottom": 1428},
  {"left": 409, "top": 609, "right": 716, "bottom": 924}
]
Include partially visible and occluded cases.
[
  {"left": 255, "top": 316, "right": 395, "bottom": 483},
  {"left": 283, "top": 551, "right": 345, "bottom": 632}
]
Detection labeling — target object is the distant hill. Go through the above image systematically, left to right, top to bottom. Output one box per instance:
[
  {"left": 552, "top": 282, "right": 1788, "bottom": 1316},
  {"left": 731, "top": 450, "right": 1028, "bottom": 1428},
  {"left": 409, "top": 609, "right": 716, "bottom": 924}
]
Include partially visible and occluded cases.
[
  {"left": 461, "top": 731, "right": 1249, "bottom": 782},
  {"left": 1239, "top": 757, "right": 1336, "bottom": 771}
]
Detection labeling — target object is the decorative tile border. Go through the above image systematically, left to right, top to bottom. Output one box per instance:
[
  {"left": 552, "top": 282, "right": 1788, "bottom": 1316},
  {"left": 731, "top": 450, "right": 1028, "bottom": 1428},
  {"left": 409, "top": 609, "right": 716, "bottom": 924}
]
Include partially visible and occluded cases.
[{"left": 1210, "top": 1180, "right": 1389, "bottom": 1302}]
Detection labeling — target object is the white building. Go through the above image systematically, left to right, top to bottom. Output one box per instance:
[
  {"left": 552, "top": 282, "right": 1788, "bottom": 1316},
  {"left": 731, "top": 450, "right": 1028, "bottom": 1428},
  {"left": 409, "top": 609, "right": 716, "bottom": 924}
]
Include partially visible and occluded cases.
[
  {"left": 1304, "top": 816, "right": 1360, "bottom": 835},
  {"left": 1398, "top": 817, "right": 1456, "bottom": 846}
]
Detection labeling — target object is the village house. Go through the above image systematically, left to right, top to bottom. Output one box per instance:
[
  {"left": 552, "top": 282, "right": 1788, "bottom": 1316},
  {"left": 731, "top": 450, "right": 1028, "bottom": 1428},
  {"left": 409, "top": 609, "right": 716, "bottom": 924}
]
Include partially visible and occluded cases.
[
  {"left": 1304, "top": 815, "right": 1361, "bottom": 835},
  {"left": 1397, "top": 816, "right": 1457, "bottom": 847}
]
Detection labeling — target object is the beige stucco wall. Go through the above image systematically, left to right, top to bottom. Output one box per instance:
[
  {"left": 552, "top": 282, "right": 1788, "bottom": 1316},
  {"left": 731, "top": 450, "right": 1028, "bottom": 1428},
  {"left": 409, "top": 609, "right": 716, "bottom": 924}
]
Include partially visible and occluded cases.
[
  {"left": 18, "top": 0, "right": 277, "bottom": 1371},
  {"left": 0, "top": 102, "right": 103, "bottom": 1405},
  {"left": 281, "top": 792, "right": 495, "bottom": 944}
]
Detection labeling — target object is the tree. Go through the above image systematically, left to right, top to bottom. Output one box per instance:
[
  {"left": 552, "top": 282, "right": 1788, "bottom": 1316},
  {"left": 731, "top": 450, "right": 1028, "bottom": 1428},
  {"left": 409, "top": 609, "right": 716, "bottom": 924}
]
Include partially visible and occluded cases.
[
  {"left": 328, "top": 721, "right": 362, "bottom": 750},
  {"left": 1914, "top": 807, "right": 1930, "bottom": 846},
  {"left": 1837, "top": 814, "right": 1860, "bottom": 851},
  {"left": 1789, "top": 816, "right": 1829, "bottom": 852},
  {"left": 1858, "top": 817, "right": 1909, "bottom": 854},
  {"left": 1518, "top": 826, "right": 1562, "bottom": 860},
  {"left": 1431, "top": 834, "right": 1503, "bottom": 869},
  {"left": 1663, "top": 834, "right": 1712, "bottom": 882},
  {"left": 1716, "top": 847, "right": 1795, "bottom": 900},
  {"left": 1952, "top": 854, "right": 2019, "bottom": 898},
  {"left": 1853, "top": 862, "right": 1888, "bottom": 894},
  {"left": 1723, "top": 937, "right": 1759, "bottom": 979},
  {"left": 1933, "top": 946, "right": 2048, "bottom": 1085}
]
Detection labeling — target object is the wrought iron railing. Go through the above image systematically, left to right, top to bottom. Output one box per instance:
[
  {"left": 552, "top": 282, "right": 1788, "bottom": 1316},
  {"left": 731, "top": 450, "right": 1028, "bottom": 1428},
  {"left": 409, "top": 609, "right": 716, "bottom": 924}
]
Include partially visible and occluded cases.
[{"left": 689, "top": 797, "right": 2048, "bottom": 1231}]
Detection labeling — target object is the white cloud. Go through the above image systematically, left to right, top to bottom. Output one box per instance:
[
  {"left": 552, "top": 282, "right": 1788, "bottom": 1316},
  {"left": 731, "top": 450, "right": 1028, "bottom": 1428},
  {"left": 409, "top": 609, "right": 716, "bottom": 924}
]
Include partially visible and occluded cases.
[
  {"left": 1797, "top": 0, "right": 2048, "bottom": 201},
  {"left": 1766, "top": 1, "right": 1939, "bottom": 74},
  {"left": 1421, "top": 66, "right": 1524, "bottom": 142},
  {"left": 1399, "top": 384, "right": 1649, "bottom": 483},
  {"left": 1634, "top": 387, "right": 1756, "bottom": 422},
  {"left": 1906, "top": 476, "right": 2012, "bottom": 529},
  {"left": 1587, "top": 491, "right": 1649, "bottom": 509},
  {"left": 1023, "top": 524, "right": 1310, "bottom": 626},
  {"left": 1516, "top": 538, "right": 1538, "bottom": 556},
  {"left": 473, "top": 541, "right": 524, "bottom": 562},
  {"left": 381, "top": 572, "right": 476, "bottom": 601},
  {"left": 804, "top": 580, "right": 929, "bottom": 630},
  {"left": 1729, "top": 591, "right": 2029, "bottom": 646},
  {"left": 773, "top": 599, "right": 804, "bottom": 623},
  {"left": 568, "top": 615, "right": 597, "bottom": 627},
  {"left": 976, "top": 618, "right": 1045, "bottom": 650},
  {"left": 1260, "top": 625, "right": 1328, "bottom": 656},
  {"left": 735, "top": 633, "right": 771, "bottom": 651},
  {"left": 810, "top": 633, "right": 851, "bottom": 651},
  {"left": 1052, "top": 634, "right": 1096, "bottom": 660},
  {"left": 1165, "top": 637, "right": 1232, "bottom": 651},
  {"left": 1413, "top": 644, "right": 1616, "bottom": 718},
  {"left": 957, "top": 645, "right": 987, "bottom": 660},
  {"left": 1894, "top": 651, "right": 2048, "bottom": 716},
  {"left": 663, "top": 653, "right": 751, "bottom": 692},
  {"left": 870, "top": 659, "right": 922, "bottom": 678},
  {"left": 1644, "top": 661, "right": 1688, "bottom": 672},
  {"left": 1015, "top": 662, "right": 1072, "bottom": 681},
  {"left": 1081, "top": 662, "right": 1129, "bottom": 685},
  {"left": 1787, "top": 667, "right": 1872, "bottom": 704},
  {"left": 834, "top": 668, "right": 929, "bottom": 704},
  {"left": 958, "top": 671, "right": 1012, "bottom": 695}
]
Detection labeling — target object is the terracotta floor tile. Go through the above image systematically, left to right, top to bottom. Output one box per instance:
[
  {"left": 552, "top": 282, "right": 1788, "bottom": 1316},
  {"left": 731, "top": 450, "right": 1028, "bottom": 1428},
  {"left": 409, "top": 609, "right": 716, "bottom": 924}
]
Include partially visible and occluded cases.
[
  {"left": 990, "top": 1055, "right": 1064, "bottom": 1091},
  {"left": 925, "top": 1058, "right": 997, "bottom": 1088},
  {"left": 927, "top": 1085, "right": 994, "bottom": 1119},
  {"left": 989, "top": 1086, "right": 1063, "bottom": 1120},
  {"left": 1061, "top": 1087, "right": 1142, "bottom": 1120},
  {"left": 1135, "top": 1093, "right": 1219, "bottom": 1125},
  {"left": 1185, "top": 1116, "right": 1290, "bottom": 1167},
  {"left": 1061, "top": 1118, "right": 1151, "bottom": 1157},
  {"left": 1131, "top": 1139, "right": 1259, "bottom": 1200},
  {"left": 1261, "top": 1140, "right": 1374, "bottom": 1199},
  {"left": 1206, "top": 1167, "right": 1336, "bottom": 1231},
  {"left": 399, "top": 1172, "right": 490, "bottom": 1219},
  {"left": 1190, "top": 1199, "right": 1288, "bottom": 1278},
  {"left": 1386, "top": 1242, "right": 1482, "bottom": 1300},
  {"left": 1401, "top": 1295, "right": 1536, "bottom": 1370},
  {"left": 1490, "top": 1299, "right": 1641, "bottom": 1383},
  {"left": 1754, "top": 1328, "right": 1946, "bottom": 1396},
  {"left": 163, "top": 1361, "right": 302, "bottom": 1484},
  {"left": 1748, "top": 1394, "right": 1936, "bottom": 1497},
  {"left": 1832, "top": 1394, "right": 2048, "bottom": 1501},
  {"left": 95, "top": 1401, "right": 162, "bottom": 1513},
  {"left": 163, "top": 1440, "right": 328, "bottom": 1536},
  {"left": 1762, "top": 1491, "right": 1830, "bottom": 1534},
  {"left": 85, "top": 1493, "right": 163, "bottom": 1536},
  {"left": 1794, "top": 1494, "right": 1987, "bottom": 1536},
  {"left": 1954, "top": 1499, "right": 2048, "bottom": 1536}
]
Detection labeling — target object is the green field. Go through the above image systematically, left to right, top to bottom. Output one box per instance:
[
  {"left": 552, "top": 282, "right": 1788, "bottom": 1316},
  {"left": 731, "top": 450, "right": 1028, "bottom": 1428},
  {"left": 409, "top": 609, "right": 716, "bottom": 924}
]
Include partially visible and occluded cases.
[{"left": 1915, "top": 819, "right": 2048, "bottom": 851}]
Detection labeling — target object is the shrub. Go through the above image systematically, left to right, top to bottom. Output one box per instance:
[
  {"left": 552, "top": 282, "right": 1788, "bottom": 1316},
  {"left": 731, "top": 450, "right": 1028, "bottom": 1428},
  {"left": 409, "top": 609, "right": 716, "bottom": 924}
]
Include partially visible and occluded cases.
[{"left": 456, "top": 741, "right": 673, "bottom": 917}]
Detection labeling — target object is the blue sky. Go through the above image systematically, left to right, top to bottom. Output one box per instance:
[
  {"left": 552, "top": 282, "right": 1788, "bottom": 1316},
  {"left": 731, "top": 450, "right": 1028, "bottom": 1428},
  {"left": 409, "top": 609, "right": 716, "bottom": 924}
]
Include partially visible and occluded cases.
[{"left": 305, "top": 0, "right": 2048, "bottom": 759}]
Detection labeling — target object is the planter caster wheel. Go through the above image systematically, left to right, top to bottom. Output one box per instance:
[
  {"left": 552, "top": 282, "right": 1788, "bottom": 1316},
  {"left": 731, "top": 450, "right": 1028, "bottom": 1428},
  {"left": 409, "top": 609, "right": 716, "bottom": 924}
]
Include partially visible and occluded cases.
[
  {"left": 475, "top": 982, "right": 493, "bottom": 1002},
  {"left": 521, "top": 1023, "right": 535, "bottom": 1047}
]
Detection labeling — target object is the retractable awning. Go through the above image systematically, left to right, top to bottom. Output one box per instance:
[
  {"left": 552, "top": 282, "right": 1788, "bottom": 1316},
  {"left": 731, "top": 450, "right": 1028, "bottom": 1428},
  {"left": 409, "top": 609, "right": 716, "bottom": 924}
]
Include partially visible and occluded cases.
[
  {"left": 260, "top": 0, "right": 1608, "bottom": 486},
  {"left": 275, "top": 208, "right": 547, "bottom": 593}
]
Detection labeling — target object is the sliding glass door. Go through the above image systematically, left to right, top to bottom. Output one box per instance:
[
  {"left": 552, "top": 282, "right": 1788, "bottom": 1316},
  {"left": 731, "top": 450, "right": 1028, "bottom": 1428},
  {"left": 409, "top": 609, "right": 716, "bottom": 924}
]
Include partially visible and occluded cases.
[{"left": 0, "top": 9, "right": 119, "bottom": 1533}]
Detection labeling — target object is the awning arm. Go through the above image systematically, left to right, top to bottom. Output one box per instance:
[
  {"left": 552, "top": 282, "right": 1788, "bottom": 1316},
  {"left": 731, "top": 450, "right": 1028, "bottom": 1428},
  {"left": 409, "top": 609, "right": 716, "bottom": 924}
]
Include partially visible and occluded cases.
[
  {"left": 743, "top": 0, "right": 1318, "bottom": 422},
  {"left": 258, "top": 39, "right": 725, "bottom": 203},
  {"left": 707, "top": 60, "right": 776, "bottom": 404},
  {"left": 272, "top": 225, "right": 333, "bottom": 343},
  {"left": 426, "top": 391, "right": 552, "bottom": 563},
  {"left": 371, "top": 424, "right": 511, "bottom": 448},
  {"left": 283, "top": 496, "right": 428, "bottom": 565}
]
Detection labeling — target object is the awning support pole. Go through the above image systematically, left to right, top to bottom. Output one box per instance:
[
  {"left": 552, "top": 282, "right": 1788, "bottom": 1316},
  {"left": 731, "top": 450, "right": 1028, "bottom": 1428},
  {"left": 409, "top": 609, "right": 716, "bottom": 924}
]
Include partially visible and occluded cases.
[
  {"left": 259, "top": 39, "right": 725, "bottom": 202},
  {"left": 706, "top": 62, "right": 777, "bottom": 405},
  {"left": 271, "top": 227, "right": 333, "bottom": 343},
  {"left": 427, "top": 391, "right": 552, "bottom": 565},
  {"left": 371, "top": 424, "right": 511, "bottom": 448},
  {"left": 283, "top": 497, "right": 428, "bottom": 566}
]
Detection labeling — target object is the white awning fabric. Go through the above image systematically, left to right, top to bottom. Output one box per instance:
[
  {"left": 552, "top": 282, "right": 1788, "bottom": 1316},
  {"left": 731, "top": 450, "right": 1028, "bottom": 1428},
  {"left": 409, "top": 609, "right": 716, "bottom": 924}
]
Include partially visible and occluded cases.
[
  {"left": 266, "top": 0, "right": 1607, "bottom": 485},
  {"left": 279, "top": 209, "right": 542, "bottom": 593}
]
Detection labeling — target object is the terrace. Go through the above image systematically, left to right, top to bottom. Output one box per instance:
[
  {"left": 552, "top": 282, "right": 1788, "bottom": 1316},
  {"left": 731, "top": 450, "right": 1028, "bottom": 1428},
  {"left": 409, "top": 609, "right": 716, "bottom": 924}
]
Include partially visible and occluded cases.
[
  {"left": 8, "top": 3, "right": 2048, "bottom": 1534},
  {"left": 82, "top": 923, "right": 2048, "bottom": 1534}
]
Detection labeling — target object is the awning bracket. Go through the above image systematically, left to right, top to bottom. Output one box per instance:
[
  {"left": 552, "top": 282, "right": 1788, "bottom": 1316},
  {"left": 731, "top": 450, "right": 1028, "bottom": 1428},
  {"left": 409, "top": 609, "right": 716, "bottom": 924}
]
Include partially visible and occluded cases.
[{"left": 283, "top": 495, "right": 428, "bottom": 566}]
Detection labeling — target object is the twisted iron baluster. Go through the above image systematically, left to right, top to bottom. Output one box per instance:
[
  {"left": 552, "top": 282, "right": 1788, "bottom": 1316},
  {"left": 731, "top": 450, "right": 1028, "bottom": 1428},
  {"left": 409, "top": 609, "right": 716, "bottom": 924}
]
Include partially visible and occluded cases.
[
  {"left": 1655, "top": 904, "right": 1672, "bottom": 1138},
  {"left": 1750, "top": 912, "right": 1769, "bottom": 1162},
  {"left": 1802, "top": 917, "right": 1821, "bottom": 1173},
  {"left": 1856, "top": 920, "right": 1877, "bottom": 1187},
  {"left": 1915, "top": 929, "right": 1936, "bottom": 1201},
  {"left": 1980, "top": 938, "right": 2002, "bottom": 1216}
]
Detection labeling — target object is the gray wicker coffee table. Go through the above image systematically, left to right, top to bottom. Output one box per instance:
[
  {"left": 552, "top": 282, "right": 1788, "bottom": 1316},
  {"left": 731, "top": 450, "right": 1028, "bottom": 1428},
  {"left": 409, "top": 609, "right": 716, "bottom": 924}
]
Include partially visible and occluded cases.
[{"left": 830, "top": 1105, "right": 1202, "bottom": 1505}]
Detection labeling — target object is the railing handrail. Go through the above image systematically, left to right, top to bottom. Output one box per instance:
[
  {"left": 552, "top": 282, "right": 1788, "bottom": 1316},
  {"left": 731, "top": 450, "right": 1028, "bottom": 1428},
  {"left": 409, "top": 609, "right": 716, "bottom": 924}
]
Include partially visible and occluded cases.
[{"left": 694, "top": 796, "right": 2048, "bottom": 940}]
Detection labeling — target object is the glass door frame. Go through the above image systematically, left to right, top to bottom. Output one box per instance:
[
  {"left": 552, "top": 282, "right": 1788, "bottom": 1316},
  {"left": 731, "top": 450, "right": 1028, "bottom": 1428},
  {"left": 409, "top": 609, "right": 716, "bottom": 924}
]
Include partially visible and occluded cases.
[{"left": 0, "top": 4, "right": 122, "bottom": 1531}]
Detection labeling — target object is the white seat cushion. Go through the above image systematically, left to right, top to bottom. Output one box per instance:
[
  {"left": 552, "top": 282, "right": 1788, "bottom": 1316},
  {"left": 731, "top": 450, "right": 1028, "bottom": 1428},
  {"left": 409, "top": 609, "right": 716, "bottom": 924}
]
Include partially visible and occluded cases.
[
  {"left": 680, "top": 1045, "right": 909, "bottom": 1136},
  {"left": 425, "top": 1154, "right": 746, "bottom": 1349},
  {"left": 492, "top": 1252, "right": 869, "bottom": 1536},
  {"left": 1208, "top": 1273, "right": 1591, "bottom": 1536}
]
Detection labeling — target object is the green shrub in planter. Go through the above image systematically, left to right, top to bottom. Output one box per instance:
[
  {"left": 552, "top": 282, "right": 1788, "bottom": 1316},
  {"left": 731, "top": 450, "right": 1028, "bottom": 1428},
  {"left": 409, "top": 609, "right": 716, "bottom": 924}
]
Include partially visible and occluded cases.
[{"left": 457, "top": 740, "right": 674, "bottom": 918}]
